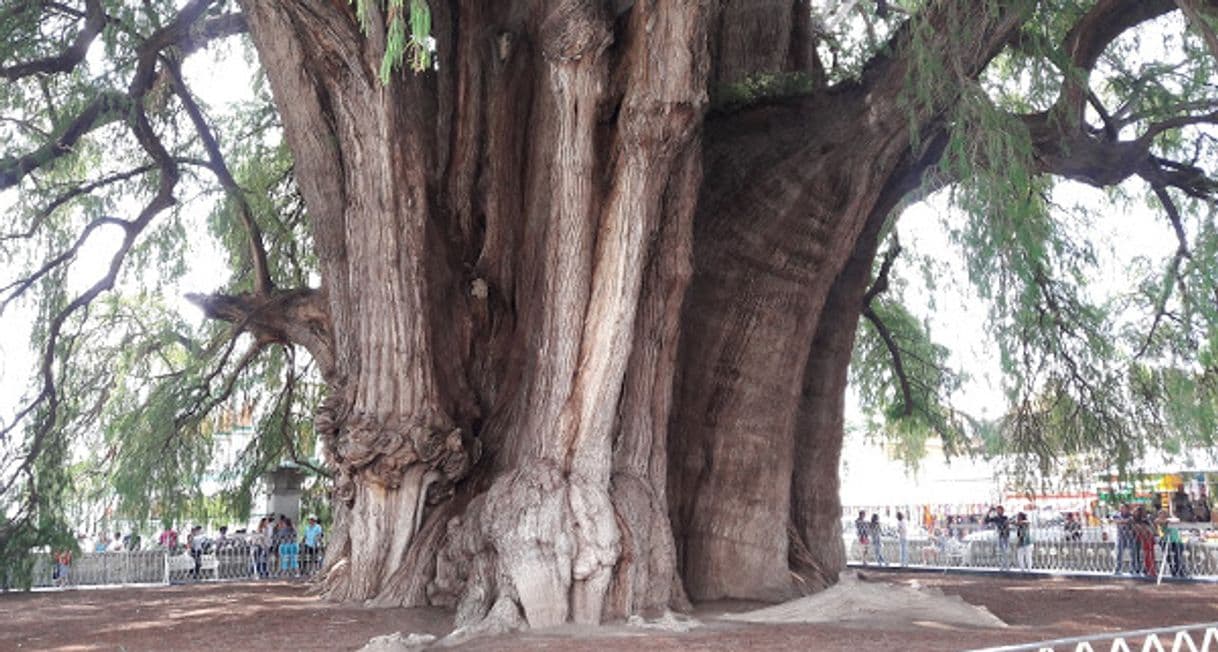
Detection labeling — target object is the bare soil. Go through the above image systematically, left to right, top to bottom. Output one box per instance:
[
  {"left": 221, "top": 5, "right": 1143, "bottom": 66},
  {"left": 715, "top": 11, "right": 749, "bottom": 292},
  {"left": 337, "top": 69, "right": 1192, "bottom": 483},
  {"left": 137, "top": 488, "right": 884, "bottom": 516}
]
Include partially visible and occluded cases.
[{"left": 4, "top": 570, "right": 1217, "bottom": 651}]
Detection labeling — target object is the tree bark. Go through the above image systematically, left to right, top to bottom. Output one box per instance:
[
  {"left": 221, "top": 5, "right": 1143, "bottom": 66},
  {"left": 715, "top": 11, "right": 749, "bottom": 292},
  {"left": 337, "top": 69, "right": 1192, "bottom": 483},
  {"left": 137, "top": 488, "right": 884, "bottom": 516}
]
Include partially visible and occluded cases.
[
  {"left": 233, "top": 0, "right": 1031, "bottom": 634},
  {"left": 242, "top": 0, "right": 709, "bottom": 630}
]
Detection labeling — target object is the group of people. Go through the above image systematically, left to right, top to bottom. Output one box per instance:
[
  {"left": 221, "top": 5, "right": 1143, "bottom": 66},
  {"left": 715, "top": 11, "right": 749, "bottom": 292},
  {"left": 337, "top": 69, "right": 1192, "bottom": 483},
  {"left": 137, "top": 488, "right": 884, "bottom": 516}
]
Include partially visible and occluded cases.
[
  {"left": 1112, "top": 502, "right": 1187, "bottom": 578},
  {"left": 981, "top": 506, "right": 1034, "bottom": 571},
  {"left": 854, "top": 510, "right": 912, "bottom": 566},
  {"left": 248, "top": 514, "right": 325, "bottom": 578}
]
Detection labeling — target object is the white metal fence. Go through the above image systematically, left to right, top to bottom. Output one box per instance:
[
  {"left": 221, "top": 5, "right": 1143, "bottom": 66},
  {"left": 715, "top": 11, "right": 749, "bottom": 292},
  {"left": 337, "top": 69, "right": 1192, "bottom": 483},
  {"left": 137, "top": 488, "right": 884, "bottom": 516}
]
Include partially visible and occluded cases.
[
  {"left": 847, "top": 527, "right": 1218, "bottom": 578},
  {"left": 27, "top": 544, "right": 324, "bottom": 589},
  {"left": 972, "top": 623, "right": 1218, "bottom": 652}
]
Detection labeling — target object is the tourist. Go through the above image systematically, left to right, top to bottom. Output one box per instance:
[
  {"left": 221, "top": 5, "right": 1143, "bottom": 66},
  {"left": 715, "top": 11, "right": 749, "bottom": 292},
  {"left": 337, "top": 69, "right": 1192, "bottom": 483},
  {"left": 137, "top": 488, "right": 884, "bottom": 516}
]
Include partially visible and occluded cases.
[
  {"left": 1194, "top": 489, "right": 1212, "bottom": 523},
  {"left": 1112, "top": 503, "right": 1139, "bottom": 575},
  {"left": 984, "top": 505, "right": 1011, "bottom": 571},
  {"left": 1132, "top": 506, "right": 1156, "bottom": 578},
  {"left": 1155, "top": 509, "right": 1186, "bottom": 578},
  {"left": 855, "top": 510, "right": 871, "bottom": 565},
  {"left": 896, "top": 512, "right": 908, "bottom": 567},
  {"left": 1064, "top": 512, "right": 1082, "bottom": 541},
  {"left": 869, "top": 513, "right": 886, "bottom": 565},
  {"left": 1014, "top": 513, "right": 1033, "bottom": 572},
  {"left": 263, "top": 515, "right": 278, "bottom": 573},
  {"left": 303, "top": 515, "right": 324, "bottom": 572},
  {"left": 277, "top": 516, "right": 300, "bottom": 575},
  {"left": 251, "top": 517, "right": 270, "bottom": 578},
  {"left": 158, "top": 524, "right": 178, "bottom": 552},
  {"left": 188, "top": 526, "right": 205, "bottom": 579},
  {"left": 921, "top": 528, "right": 944, "bottom": 565},
  {"left": 106, "top": 532, "right": 125, "bottom": 552},
  {"left": 53, "top": 548, "right": 72, "bottom": 587}
]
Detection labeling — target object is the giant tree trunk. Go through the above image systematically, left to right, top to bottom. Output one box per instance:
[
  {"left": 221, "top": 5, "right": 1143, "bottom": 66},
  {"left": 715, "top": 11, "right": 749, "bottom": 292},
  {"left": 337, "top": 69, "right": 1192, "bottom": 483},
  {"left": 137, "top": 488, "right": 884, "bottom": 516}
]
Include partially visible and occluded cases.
[
  {"left": 223, "top": 0, "right": 1031, "bottom": 633},
  {"left": 240, "top": 0, "right": 709, "bottom": 631}
]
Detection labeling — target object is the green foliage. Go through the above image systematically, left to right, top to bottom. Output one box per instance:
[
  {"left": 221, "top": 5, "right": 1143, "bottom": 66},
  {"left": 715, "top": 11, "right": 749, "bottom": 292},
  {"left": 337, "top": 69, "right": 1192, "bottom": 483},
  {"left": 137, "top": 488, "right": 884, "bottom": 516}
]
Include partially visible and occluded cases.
[
  {"left": 351, "top": 0, "right": 433, "bottom": 83},
  {"left": 0, "top": 1, "right": 328, "bottom": 563},
  {"left": 709, "top": 72, "right": 816, "bottom": 113},
  {"left": 851, "top": 290, "right": 967, "bottom": 465}
]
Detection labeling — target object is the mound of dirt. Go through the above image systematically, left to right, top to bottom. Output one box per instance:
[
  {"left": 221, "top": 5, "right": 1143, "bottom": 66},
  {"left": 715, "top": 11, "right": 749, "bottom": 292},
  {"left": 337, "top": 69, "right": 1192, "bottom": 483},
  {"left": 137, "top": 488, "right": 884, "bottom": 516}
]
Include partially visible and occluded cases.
[{"left": 722, "top": 572, "right": 1007, "bottom": 630}]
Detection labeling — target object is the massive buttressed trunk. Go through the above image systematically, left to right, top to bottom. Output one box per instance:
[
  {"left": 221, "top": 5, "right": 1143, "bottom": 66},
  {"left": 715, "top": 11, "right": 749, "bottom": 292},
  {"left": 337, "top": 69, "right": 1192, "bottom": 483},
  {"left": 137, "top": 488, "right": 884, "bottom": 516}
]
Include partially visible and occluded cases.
[
  {"left": 231, "top": 0, "right": 1031, "bottom": 633},
  {"left": 240, "top": 0, "right": 708, "bottom": 631}
]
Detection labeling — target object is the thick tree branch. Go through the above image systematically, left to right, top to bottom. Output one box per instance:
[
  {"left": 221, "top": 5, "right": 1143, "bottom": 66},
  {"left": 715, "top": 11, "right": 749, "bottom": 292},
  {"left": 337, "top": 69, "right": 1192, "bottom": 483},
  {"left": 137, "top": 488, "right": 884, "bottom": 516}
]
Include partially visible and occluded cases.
[
  {"left": 0, "top": 0, "right": 105, "bottom": 81},
  {"left": 1055, "top": 0, "right": 1180, "bottom": 123},
  {"left": 0, "top": 2, "right": 244, "bottom": 192},
  {"left": 0, "top": 92, "right": 131, "bottom": 191},
  {"left": 185, "top": 288, "right": 335, "bottom": 380}
]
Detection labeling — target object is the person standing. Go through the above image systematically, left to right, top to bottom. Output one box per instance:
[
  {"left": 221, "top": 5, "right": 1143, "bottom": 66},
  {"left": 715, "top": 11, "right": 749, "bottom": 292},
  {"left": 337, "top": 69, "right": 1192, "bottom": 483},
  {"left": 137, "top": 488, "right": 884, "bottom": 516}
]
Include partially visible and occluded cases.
[
  {"left": 1112, "top": 503, "right": 1139, "bottom": 575},
  {"left": 984, "top": 505, "right": 1011, "bottom": 571},
  {"left": 1132, "top": 506, "right": 1156, "bottom": 578},
  {"left": 1155, "top": 509, "right": 1186, "bottom": 578},
  {"left": 854, "top": 510, "right": 871, "bottom": 565},
  {"left": 896, "top": 512, "right": 909, "bottom": 567},
  {"left": 869, "top": 513, "right": 886, "bottom": 565},
  {"left": 1015, "top": 513, "right": 1033, "bottom": 572},
  {"left": 303, "top": 515, "right": 324, "bottom": 572},
  {"left": 277, "top": 516, "right": 299, "bottom": 575},
  {"left": 251, "top": 517, "right": 269, "bottom": 578},
  {"left": 158, "top": 524, "right": 178, "bottom": 552},
  {"left": 188, "top": 526, "right": 205, "bottom": 580},
  {"left": 53, "top": 548, "right": 72, "bottom": 587}
]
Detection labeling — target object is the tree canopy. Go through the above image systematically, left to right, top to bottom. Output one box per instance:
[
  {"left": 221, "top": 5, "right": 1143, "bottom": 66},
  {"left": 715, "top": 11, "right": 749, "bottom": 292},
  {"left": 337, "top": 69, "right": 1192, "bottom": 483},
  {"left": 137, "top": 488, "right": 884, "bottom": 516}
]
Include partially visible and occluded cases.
[{"left": 1, "top": 0, "right": 1217, "bottom": 599}]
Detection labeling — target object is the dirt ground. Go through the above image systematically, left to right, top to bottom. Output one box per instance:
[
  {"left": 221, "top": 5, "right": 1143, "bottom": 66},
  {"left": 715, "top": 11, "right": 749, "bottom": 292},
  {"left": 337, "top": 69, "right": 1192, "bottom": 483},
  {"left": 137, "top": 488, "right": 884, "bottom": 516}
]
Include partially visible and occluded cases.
[{"left": 4, "top": 570, "right": 1218, "bottom": 651}]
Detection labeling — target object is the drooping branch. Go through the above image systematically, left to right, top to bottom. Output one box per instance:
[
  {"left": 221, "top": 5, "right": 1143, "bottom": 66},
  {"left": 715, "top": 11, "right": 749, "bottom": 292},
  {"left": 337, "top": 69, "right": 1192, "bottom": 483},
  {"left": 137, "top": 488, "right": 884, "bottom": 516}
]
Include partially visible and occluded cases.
[
  {"left": 0, "top": 1, "right": 245, "bottom": 192},
  {"left": 165, "top": 58, "right": 274, "bottom": 295},
  {"left": 0, "top": 100, "right": 180, "bottom": 512},
  {"left": 0, "top": 164, "right": 159, "bottom": 242},
  {"left": 1134, "top": 183, "right": 1192, "bottom": 359},
  {"left": 861, "top": 239, "right": 914, "bottom": 417}
]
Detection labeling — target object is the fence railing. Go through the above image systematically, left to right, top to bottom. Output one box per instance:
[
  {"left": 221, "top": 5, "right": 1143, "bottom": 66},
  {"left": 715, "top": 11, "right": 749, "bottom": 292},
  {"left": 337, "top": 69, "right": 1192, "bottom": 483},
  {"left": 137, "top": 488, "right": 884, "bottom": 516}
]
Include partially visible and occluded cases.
[
  {"left": 847, "top": 527, "right": 1218, "bottom": 578},
  {"left": 29, "top": 544, "right": 324, "bottom": 589},
  {"left": 971, "top": 622, "right": 1218, "bottom": 652}
]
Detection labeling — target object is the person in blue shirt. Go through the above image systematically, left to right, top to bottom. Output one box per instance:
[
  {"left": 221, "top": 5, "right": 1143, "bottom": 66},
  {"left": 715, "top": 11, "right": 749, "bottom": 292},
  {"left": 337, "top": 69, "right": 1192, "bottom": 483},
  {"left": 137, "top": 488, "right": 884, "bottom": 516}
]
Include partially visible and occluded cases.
[{"left": 303, "top": 515, "right": 324, "bottom": 572}]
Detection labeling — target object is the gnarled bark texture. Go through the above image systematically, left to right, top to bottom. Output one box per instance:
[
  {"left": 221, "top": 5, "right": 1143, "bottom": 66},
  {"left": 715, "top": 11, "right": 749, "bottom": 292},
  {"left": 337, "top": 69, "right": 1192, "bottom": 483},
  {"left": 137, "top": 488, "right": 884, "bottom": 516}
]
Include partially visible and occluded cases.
[{"left": 226, "top": 0, "right": 1031, "bottom": 633}]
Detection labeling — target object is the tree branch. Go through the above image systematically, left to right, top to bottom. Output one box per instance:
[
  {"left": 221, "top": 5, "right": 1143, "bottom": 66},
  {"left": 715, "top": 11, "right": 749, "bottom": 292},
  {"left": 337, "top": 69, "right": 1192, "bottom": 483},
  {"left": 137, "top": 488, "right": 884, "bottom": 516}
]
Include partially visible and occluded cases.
[
  {"left": 0, "top": 0, "right": 105, "bottom": 81},
  {"left": 1054, "top": 0, "right": 1180, "bottom": 124},
  {"left": 1176, "top": 0, "right": 1218, "bottom": 62},
  {"left": 165, "top": 58, "right": 274, "bottom": 295},
  {"left": 0, "top": 92, "right": 131, "bottom": 191},
  {"left": 1134, "top": 183, "right": 1191, "bottom": 359},
  {"left": 185, "top": 289, "right": 335, "bottom": 380},
  {"left": 862, "top": 305, "right": 915, "bottom": 418}
]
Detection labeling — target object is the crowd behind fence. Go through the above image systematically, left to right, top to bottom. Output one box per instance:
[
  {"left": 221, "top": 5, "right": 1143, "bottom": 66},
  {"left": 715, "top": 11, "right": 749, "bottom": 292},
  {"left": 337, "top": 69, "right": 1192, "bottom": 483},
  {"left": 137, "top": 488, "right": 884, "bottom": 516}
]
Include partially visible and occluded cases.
[
  {"left": 847, "top": 525, "right": 1218, "bottom": 578},
  {"left": 23, "top": 544, "right": 324, "bottom": 590}
]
